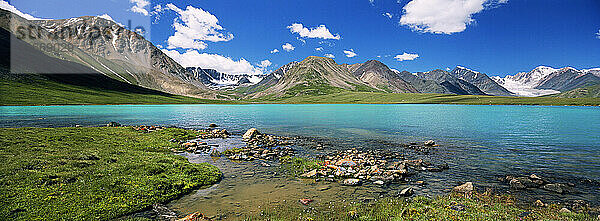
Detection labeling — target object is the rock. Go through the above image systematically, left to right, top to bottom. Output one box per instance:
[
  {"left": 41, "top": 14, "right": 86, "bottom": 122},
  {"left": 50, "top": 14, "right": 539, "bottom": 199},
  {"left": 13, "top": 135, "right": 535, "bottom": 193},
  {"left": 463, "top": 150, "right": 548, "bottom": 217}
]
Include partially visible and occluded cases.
[
  {"left": 106, "top": 122, "right": 121, "bottom": 127},
  {"left": 208, "top": 123, "right": 218, "bottom": 128},
  {"left": 243, "top": 128, "right": 260, "bottom": 140},
  {"left": 424, "top": 140, "right": 436, "bottom": 146},
  {"left": 260, "top": 162, "right": 271, "bottom": 167},
  {"left": 300, "top": 169, "right": 318, "bottom": 178},
  {"left": 529, "top": 174, "right": 542, "bottom": 180},
  {"left": 516, "top": 177, "right": 539, "bottom": 188},
  {"left": 342, "top": 178, "right": 361, "bottom": 186},
  {"left": 509, "top": 179, "right": 526, "bottom": 189},
  {"left": 374, "top": 180, "right": 385, "bottom": 185},
  {"left": 416, "top": 181, "right": 425, "bottom": 185},
  {"left": 453, "top": 182, "right": 474, "bottom": 193},
  {"left": 542, "top": 183, "right": 566, "bottom": 194},
  {"left": 399, "top": 187, "right": 414, "bottom": 196},
  {"left": 299, "top": 198, "right": 313, "bottom": 205},
  {"left": 534, "top": 200, "right": 546, "bottom": 207},
  {"left": 559, "top": 208, "right": 571, "bottom": 213},
  {"left": 177, "top": 212, "right": 208, "bottom": 221}
]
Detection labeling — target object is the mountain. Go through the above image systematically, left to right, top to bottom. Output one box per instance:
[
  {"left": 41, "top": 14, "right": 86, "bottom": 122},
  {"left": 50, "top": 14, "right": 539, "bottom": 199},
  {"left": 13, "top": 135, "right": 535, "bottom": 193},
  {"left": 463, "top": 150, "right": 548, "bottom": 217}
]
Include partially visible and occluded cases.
[
  {"left": 0, "top": 9, "right": 213, "bottom": 98},
  {"left": 251, "top": 56, "right": 377, "bottom": 98},
  {"left": 346, "top": 60, "right": 417, "bottom": 93},
  {"left": 450, "top": 66, "right": 513, "bottom": 96},
  {"left": 493, "top": 66, "right": 600, "bottom": 97},
  {"left": 186, "top": 67, "right": 263, "bottom": 89},
  {"left": 391, "top": 70, "right": 454, "bottom": 94},
  {"left": 415, "top": 70, "right": 487, "bottom": 95},
  {"left": 554, "top": 83, "right": 600, "bottom": 98}
]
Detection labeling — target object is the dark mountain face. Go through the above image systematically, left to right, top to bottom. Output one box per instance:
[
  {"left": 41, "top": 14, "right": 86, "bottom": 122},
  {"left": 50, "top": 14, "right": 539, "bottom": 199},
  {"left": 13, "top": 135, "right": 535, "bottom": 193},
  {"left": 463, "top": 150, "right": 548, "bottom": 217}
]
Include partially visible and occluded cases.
[
  {"left": 0, "top": 9, "right": 213, "bottom": 98},
  {"left": 348, "top": 60, "right": 417, "bottom": 93},
  {"left": 450, "top": 67, "right": 513, "bottom": 96},
  {"left": 535, "top": 68, "right": 600, "bottom": 91},
  {"left": 393, "top": 70, "right": 453, "bottom": 94},
  {"left": 415, "top": 70, "right": 487, "bottom": 95}
]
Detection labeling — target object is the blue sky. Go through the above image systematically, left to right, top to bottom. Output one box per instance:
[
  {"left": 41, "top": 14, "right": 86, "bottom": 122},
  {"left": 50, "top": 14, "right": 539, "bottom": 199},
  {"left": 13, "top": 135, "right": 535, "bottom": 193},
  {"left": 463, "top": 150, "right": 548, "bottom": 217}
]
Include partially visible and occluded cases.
[{"left": 5, "top": 0, "right": 600, "bottom": 77}]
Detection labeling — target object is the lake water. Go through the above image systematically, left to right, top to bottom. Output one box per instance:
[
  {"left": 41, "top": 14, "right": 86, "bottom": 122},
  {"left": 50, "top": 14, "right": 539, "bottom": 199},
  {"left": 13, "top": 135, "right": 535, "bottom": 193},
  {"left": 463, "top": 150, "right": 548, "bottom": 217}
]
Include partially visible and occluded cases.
[{"left": 2, "top": 104, "right": 600, "bottom": 209}]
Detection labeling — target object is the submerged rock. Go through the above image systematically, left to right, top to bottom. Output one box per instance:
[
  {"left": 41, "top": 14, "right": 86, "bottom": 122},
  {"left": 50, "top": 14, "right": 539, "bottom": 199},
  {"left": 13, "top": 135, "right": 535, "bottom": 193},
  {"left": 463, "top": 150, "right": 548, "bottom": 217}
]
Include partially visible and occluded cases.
[
  {"left": 424, "top": 140, "right": 436, "bottom": 146},
  {"left": 342, "top": 178, "right": 361, "bottom": 186},
  {"left": 453, "top": 182, "right": 474, "bottom": 193},
  {"left": 542, "top": 183, "right": 569, "bottom": 194}
]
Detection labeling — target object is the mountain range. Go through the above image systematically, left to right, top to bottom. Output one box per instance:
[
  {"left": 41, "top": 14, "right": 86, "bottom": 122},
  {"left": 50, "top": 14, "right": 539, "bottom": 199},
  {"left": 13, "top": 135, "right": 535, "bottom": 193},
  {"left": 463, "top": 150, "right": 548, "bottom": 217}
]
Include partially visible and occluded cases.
[{"left": 1, "top": 9, "right": 599, "bottom": 100}]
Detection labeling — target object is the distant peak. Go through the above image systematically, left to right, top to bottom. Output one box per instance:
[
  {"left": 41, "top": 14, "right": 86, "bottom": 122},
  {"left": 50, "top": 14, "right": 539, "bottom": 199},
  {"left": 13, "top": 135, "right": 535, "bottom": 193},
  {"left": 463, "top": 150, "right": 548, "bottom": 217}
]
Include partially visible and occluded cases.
[{"left": 455, "top": 66, "right": 480, "bottom": 74}]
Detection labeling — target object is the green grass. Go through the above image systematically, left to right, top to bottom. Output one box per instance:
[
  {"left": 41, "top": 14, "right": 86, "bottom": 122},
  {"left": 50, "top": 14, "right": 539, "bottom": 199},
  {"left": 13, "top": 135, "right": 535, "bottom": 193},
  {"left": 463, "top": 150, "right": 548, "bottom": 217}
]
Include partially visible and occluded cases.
[
  {"left": 0, "top": 75, "right": 238, "bottom": 106},
  {"left": 249, "top": 91, "right": 600, "bottom": 106},
  {"left": 0, "top": 127, "right": 222, "bottom": 220},
  {"left": 252, "top": 192, "right": 594, "bottom": 221}
]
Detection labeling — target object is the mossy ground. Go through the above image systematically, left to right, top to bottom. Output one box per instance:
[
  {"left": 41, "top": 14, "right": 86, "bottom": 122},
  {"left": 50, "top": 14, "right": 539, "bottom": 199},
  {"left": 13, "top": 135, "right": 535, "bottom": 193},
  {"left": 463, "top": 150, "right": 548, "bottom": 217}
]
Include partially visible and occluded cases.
[
  {"left": 0, "top": 127, "right": 222, "bottom": 220},
  {"left": 251, "top": 192, "right": 594, "bottom": 221}
]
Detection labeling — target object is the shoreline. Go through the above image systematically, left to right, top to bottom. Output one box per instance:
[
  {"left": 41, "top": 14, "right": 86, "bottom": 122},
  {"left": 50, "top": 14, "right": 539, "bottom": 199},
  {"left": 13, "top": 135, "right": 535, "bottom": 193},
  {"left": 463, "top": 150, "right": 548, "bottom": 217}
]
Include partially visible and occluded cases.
[{"left": 2, "top": 102, "right": 600, "bottom": 107}]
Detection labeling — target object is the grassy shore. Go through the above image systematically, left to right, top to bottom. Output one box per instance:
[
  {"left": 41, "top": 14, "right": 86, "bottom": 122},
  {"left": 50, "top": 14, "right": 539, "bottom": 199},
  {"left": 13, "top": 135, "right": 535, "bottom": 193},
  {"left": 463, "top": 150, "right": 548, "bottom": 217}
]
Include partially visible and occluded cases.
[
  {"left": 249, "top": 91, "right": 600, "bottom": 106},
  {"left": 0, "top": 127, "right": 222, "bottom": 220},
  {"left": 253, "top": 192, "right": 593, "bottom": 221}
]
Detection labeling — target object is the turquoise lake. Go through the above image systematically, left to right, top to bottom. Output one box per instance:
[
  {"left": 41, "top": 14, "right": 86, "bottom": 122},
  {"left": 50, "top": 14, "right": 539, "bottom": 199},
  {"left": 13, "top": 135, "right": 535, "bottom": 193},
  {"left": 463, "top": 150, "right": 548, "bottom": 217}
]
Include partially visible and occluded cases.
[{"left": 1, "top": 104, "right": 599, "bottom": 202}]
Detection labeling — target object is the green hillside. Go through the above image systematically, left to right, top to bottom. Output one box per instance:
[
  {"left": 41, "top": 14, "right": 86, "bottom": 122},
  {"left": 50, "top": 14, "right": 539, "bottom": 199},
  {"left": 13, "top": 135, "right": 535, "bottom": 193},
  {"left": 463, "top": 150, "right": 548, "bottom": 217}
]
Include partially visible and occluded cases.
[
  {"left": 0, "top": 74, "right": 234, "bottom": 106},
  {"left": 554, "top": 83, "right": 600, "bottom": 98}
]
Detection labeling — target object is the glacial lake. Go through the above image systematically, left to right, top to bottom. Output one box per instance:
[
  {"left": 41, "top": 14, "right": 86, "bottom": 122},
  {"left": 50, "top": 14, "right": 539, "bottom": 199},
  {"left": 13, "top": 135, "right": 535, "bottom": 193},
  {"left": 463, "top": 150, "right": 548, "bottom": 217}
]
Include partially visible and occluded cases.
[{"left": 2, "top": 104, "right": 600, "bottom": 209}]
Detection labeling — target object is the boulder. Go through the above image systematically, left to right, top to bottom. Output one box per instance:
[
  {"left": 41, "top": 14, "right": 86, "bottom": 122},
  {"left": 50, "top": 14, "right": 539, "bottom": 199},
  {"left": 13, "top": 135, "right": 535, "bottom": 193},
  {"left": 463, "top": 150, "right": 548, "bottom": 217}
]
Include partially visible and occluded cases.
[
  {"left": 209, "top": 123, "right": 218, "bottom": 128},
  {"left": 243, "top": 128, "right": 260, "bottom": 140},
  {"left": 424, "top": 140, "right": 436, "bottom": 146},
  {"left": 300, "top": 169, "right": 318, "bottom": 178},
  {"left": 342, "top": 178, "right": 361, "bottom": 186},
  {"left": 509, "top": 179, "right": 526, "bottom": 189},
  {"left": 374, "top": 180, "right": 385, "bottom": 185},
  {"left": 453, "top": 182, "right": 474, "bottom": 193},
  {"left": 542, "top": 183, "right": 567, "bottom": 194},
  {"left": 399, "top": 187, "right": 414, "bottom": 197},
  {"left": 533, "top": 200, "right": 546, "bottom": 207},
  {"left": 559, "top": 208, "right": 571, "bottom": 213}
]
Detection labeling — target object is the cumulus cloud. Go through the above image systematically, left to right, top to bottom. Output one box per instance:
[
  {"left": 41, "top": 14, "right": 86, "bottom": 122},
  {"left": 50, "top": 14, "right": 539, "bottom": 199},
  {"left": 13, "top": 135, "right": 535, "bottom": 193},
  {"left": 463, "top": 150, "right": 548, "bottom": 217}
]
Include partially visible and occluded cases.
[
  {"left": 0, "top": 0, "right": 37, "bottom": 20},
  {"left": 129, "top": 0, "right": 150, "bottom": 16},
  {"left": 400, "top": 0, "right": 489, "bottom": 34},
  {"left": 165, "top": 4, "right": 234, "bottom": 50},
  {"left": 383, "top": 12, "right": 393, "bottom": 19},
  {"left": 288, "top": 23, "right": 341, "bottom": 40},
  {"left": 596, "top": 29, "right": 600, "bottom": 39},
  {"left": 282, "top": 43, "right": 295, "bottom": 52},
  {"left": 315, "top": 47, "right": 323, "bottom": 51},
  {"left": 163, "top": 49, "right": 264, "bottom": 75},
  {"left": 270, "top": 49, "right": 279, "bottom": 54},
  {"left": 344, "top": 49, "right": 357, "bottom": 58},
  {"left": 394, "top": 52, "right": 420, "bottom": 61},
  {"left": 324, "top": 54, "right": 335, "bottom": 59},
  {"left": 258, "top": 60, "right": 272, "bottom": 68}
]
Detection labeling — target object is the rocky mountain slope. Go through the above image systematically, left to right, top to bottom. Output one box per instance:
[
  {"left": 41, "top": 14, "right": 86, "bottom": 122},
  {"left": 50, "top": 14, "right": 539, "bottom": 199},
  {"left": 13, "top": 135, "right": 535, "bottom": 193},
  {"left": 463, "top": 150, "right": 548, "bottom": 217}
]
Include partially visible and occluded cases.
[
  {"left": 1, "top": 9, "right": 213, "bottom": 98},
  {"left": 251, "top": 56, "right": 378, "bottom": 98},
  {"left": 346, "top": 60, "right": 417, "bottom": 93},
  {"left": 450, "top": 66, "right": 513, "bottom": 96},
  {"left": 493, "top": 66, "right": 600, "bottom": 97},
  {"left": 186, "top": 67, "right": 262, "bottom": 89},
  {"left": 415, "top": 70, "right": 487, "bottom": 95},
  {"left": 554, "top": 83, "right": 600, "bottom": 98}
]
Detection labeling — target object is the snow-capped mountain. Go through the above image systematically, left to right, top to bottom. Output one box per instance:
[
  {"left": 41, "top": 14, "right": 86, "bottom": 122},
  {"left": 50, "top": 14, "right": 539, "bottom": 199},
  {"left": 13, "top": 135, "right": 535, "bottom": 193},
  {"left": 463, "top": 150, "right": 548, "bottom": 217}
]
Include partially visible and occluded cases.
[
  {"left": 450, "top": 66, "right": 513, "bottom": 96},
  {"left": 492, "top": 66, "right": 600, "bottom": 97},
  {"left": 186, "top": 67, "right": 264, "bottom": 89}
]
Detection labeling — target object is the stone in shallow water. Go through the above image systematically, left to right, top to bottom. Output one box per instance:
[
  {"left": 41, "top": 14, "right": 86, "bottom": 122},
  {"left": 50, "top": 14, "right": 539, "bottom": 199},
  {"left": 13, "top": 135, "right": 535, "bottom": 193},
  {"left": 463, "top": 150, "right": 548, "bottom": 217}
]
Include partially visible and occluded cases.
[
  {"left": 242, "top": 128, "right": 260, "bottom": 140},
  {"left": 424, "top": 140, "right": 436, "bottom": 146},
  {"left": 342, "top": 178, "right": 361, "bottom": 186},
  {"left": 453, "top": 182, "right": 473, "bottom": 193},
  {"left": 399, "top": 187, "right": 414, "bottom": 197}
]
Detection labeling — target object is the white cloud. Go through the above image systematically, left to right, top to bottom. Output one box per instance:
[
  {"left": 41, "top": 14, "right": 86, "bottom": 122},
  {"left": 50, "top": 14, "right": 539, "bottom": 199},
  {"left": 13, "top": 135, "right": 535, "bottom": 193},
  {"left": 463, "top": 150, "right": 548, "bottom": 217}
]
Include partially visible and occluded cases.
[
  {"left": 0, "top": 0, "right": 37, "bottom": 20},
  {"left": 129, "top": 0, "right": 150, "bottom": 16},
  {"left": 400, "top": 0, "right": 487, "bottom": 34},
  {"left": 165, "top": 4, "right": 234, "bottom": 50},
  {"left": 383, "top": 12, "right": 393, "bottom": 19},
  {"left": 287, "top": 23, "right": 341, "bottom": 40},
  {"left": 596, "top": 29, "right": 600, "bottom": 39},
  {"left": 282, "top": 43, "right": 295, "bottom": 52},
  {"left": 315, "top": 47, "right": 323, "bottom": 51},
  {"left": 162, "top": 49, "right": 264, "bottom": 75},
  {"left": 270, "top": 49, "right": 279, "bottom": 54},
  {"left": 344, "top": 49, "right": 357, "bottom": 58},
  {"left": 394, "top": 52, "right": 419, "bottom": 61},
  {"left": 324, "top": 54, "right": 335, "bottom": 59},
  {"left": 258, "top": 60, "right": 272, "bottom": 68}
]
